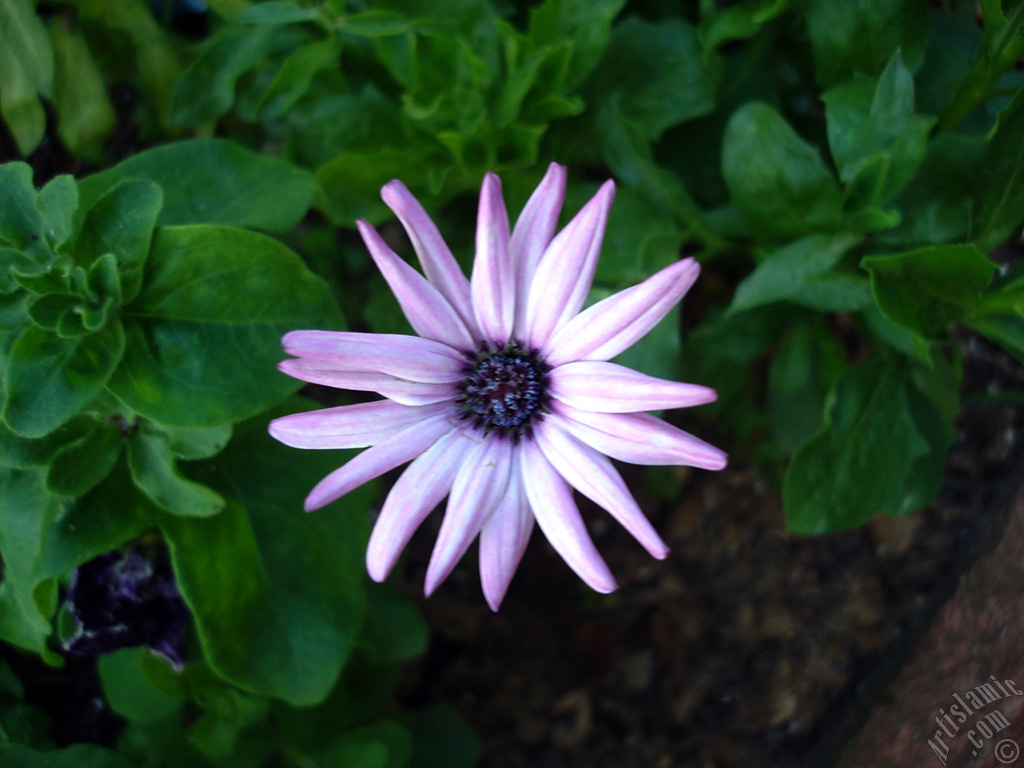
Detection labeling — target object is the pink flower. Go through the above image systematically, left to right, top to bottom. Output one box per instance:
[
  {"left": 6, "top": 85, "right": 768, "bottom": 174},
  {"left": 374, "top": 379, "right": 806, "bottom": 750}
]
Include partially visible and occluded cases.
[{"left": 270, "top": 164, "right": 726, "bottom": 610}]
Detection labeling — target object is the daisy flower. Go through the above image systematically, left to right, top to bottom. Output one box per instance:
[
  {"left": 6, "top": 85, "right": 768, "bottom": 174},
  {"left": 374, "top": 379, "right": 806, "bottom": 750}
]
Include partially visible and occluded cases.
[{"left": 269, "top": 164, "right": 726, "bottom": 610}]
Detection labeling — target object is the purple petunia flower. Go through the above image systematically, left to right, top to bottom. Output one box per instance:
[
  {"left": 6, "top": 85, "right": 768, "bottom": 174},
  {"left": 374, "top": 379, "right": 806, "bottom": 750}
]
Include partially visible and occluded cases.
[{"left": 270, "top": 164, "right": 726, "bottom": 610}]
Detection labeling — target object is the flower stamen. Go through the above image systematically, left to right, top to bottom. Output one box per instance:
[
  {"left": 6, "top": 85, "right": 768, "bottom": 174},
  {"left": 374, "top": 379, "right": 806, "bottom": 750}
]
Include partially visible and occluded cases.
[{"left": 456, "top": 341, "right": 550, "bottom": 439}]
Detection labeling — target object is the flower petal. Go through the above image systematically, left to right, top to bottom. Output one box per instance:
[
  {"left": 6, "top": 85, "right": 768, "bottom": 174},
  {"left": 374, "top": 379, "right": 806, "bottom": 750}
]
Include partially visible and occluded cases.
[
  {"left": 511, "top": 163, "right": 566, "bottom": 329},
  {"left": 471, "top": 173, "right": 514, "bottom": 343},
  {"left": 381, "top": 180, "right": 478, "bottom": 335},
  {"left": 524, "top": 180, "right": 615, "bottom": 349},
  {"left": 357, "top": 220, "right": 475, "bottom": 351},
  {"left": 544, "top": 257, "right": 700, "bottom": 366},
  {"left": 283, "top": 331, "right": 466, "bottom": 383},
  {"left": 277, "top": 360, "right": 455, "bottom": 406},
  {"left": 549, "top": 361, "right": 717, "bottom": 413},
  {"left": 269, "top": 400, "right": 450, "bottom": 450},
  {"left": 551, "top": 404, "right": 728, "bottom": 470},
  {"left": 304, "top": 411, "right": 456, "bottom": 511},
  {"left": 535, "top": 419, "right": 668, "bottom": 559},
  {"left": 366, "top": 429, "right": 473, "bottom": 582},
  {"left": 425, "top": 435, "right": 512, "bottom": 595},
  {"left": 519, "top": 439, "right": 617, "bottom": 594},
  {"left": 478, "top": 463, "right": 532, "bottom": 611}
]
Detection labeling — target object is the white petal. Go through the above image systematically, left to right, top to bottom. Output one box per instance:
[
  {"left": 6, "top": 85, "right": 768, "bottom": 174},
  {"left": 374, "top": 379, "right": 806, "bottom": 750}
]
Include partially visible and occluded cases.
[
  {"left": 511, "top": 163, "right": 566, "bottom": 330},
  {"left": 471, "top": 173, "right": 514, "bottom": 343},
  {"left": 357, "top": 220, "right": 475, "bottom": 351},
  {"left": 544, "top": 257, "right": 700, "bottom": 366},
  {"left": 282, "top": 331, "right": 466, "bottom": 383},
  {"left": 278, "top": 360, "right": 455, "bottom": 406},
  {"left": 549, "top": 361, "right": 717, "bottom": 413},
  {"left": 269, "top": 400, "right": 450, "bottom": 450},
  {"left": 535, "top": 419, "right": 668, "bottom": 558},
  {"left": 366, "top": 430, "right": 474, "bottom": 582},
  {"left": 425, "top": 436, "right": 512, "bottom": 595},
  {"left": 519, "top": 439, "right": 617, "bottom": 594},
  {"left": 479, "top": 463, "right": 532, "bottom": 611}
]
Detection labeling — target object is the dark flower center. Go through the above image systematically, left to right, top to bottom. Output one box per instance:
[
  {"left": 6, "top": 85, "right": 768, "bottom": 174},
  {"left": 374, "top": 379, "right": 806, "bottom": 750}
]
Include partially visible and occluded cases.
[{"left": 456, "top": 341, "right": 550, "bottom": 439}]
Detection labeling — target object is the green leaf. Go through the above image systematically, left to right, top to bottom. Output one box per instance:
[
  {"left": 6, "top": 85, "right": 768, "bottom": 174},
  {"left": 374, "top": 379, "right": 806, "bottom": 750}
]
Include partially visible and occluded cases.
[
  {"left": 0, "top": 0, "right": 55, "bottom": 155},
  {"left": 528, "top": 0, "right": 625, "bottom": 90},
  {"left": 699, "top": 0, "right": 791, "bottom": 52},
  {"left": 804, "top": 0, "right": 929, "bottom": 86},
  {"left": 231, "top": 1, "right": 319, "bottom": 24},
  {"left": 340, "top": 10, "right": 414, "bottom": 37},
  {"left": 585, "top": 17, "right": 719, "bottom": 141},
  {"left": 49, "top": 19, "right": 117, "bottom": 157},
  {"left": 169, "top": 25, "right": 277, "bottom": 126},
  {"left": 253, "top": 38, "right": 340, "bottom": 121},
  {"left": 822, "top": 51, "right": 936, "bottom": 205},
  {"left": 974, "top": 86, "right": 1024, "bottom": 250},
  {"left": 722, "top": 102, "right": 844, "bottom": 240},
  {"left": 78, "top": 140, "right": 317, "bottom": 233},
  {"left": 0, "top": 162, "right": 44, "bottom": 249},
  {"left": 36, "top": 174, "right": 78, "bottom": 253},
  {"left": 75, "top": 180, "right": 163, "bottom": 303},
  {"left": 108, "top": 225, "right": 341, "bottom": 428},
  {"left": 728, "top": 233, "right": 862, "bottom": 314},
  {"left": 862, "top": 244, "right": 996, "bottom": 346},
  {"left": 966, "top": 312, "right": 1024, "bottom": 363},
  {"left": 3, "top": 320, "right": 125, "bottom": 438},
  {"left": 783, "top": 360, "right": 930, "bottom": 533},
  {"left": 159, "top": 408, "right": 371, "bottom": 705},
  {"left": 0, "top": 415, "right": 94, "bottom": 468},
  {"left": 46, "top": 415, "right": 121, "bottom": 497},
  {"left": 127, "top": 422, "right": 225, "bottom": 517},
  {"left": 164, "top": 423, "right": 233, "bottom": 460},
  {"left": 0, "top": 467, "right": 62, "bottom": 655},
  {"left": 360, "top": 581, "right": 428, "bottom": 662},
  {"left": 99, "top": 648, "right": 185, "bottom": 724},
  {"left": 402, "top": 704, "right": 482, "bottom": 768},
  {"left": 0, "top": 743, "right": 137, "bottom": 768}
]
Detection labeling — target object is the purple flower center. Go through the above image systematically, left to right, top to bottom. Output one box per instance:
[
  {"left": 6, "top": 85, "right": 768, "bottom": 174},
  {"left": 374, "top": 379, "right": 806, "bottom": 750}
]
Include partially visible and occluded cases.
[{"left": 456, "top": 342, "right": 550, "bottom": 439}]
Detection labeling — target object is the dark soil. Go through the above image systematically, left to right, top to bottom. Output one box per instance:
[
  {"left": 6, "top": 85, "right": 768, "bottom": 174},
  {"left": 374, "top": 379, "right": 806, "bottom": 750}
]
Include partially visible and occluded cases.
[{"left": 395, "top": 334, "right": 1024, "bottom": 768}]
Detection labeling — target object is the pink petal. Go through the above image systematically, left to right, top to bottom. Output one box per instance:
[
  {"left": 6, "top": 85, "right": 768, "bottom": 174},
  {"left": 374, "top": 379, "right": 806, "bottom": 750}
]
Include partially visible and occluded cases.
[
  {"left": 510, "top": 163, "right": 566, "bottom": 329},
  {"left": 470, "top": 173, "right": 514, "bottom": 343},
  {"left": 380, "top": 180, "right": 478, "bottom": 336},
  {"left": 524, "top": 180, "right": 615, "bottom": 349},
  {"left": 357, "top": 220, "right": 475, "bottom": 351},
  {"left": 544, "top": 257, "right": 701, "bottom": 366},
  {"left": 283, "top": 331, "right": 466, "bottom": 383},
  {"left": 277, "top": 360, "right": 455, "bottom": 406},
  {"left": 549, "top": 361, "right": 717, "bottom": 413},
  {"left": 269, "top": 400, "right": 450, "bottom": 450},
  {"left": 550, "top": 404, "right": 728, "bottom": 470},
  {"left": 304, "top": 412, "right": 456, "bottom": 511},
  {"left": 535, "top": 419, "right": 668, "bottom": 558},
  {"left": 366, "top": 430, "right": 473, "bottom": 582},
  {"left": 425, "top": 436, "right": 512, "bottom": 595},
  {"left": 519, "top": 439, "right": 617, "bottom": 594},
  {"left": 478, "top": 463, "right": 532, "bottom": 611}
]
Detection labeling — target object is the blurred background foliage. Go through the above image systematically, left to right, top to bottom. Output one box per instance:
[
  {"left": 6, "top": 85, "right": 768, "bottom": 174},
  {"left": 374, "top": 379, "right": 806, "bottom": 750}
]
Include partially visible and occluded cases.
[{"left": 1, "top": 0, "right": 1024, "bottom": 765}]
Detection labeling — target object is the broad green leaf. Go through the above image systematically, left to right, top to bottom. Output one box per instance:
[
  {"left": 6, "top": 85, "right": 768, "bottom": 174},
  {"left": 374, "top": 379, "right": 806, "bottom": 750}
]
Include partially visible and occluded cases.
[
  {"left": 0, "top": 0, "right": 55, "bottom": 155},
  {"left": 528, "top": 0, "right": 625, "bottom": 89},
  {"left": 699, "top": 0, "right": 790, "bottom": 52},
  {"left": 804, "top": 0, "right": 929, "bottom": 86},
  {"left": 232, "top": 1, "right": 318, "bottom": 24},
  {"left": 340, "top": 10, "right": 414, "bottom": 37},
  {"left": 585, "top": 17, "right": 719, "bottom": 141},
  {"left": 50, "top": 20, "right": 116, "bottom": 157},
  {"left": 170, "top": 25, "right": 277, "bottom": 126},
  {"left": 253, "top": 38, "right": 340, "bottom": 121},
  {"left": 822, "top": 51, "right": 936, "bottom": 205},
  {"left": 974, "top": 86, "right": 1024, "bottom": 250},
  {"left": 722, "top": 102, "right": 844, "bottom": 240},
  {"left": 78, "top": 140, "right": 317, "bottom": 233},
  {"left": 318, "top": 147, "right": 440, "bottom": 225},
  {"left": 0, "top": 162, "right": 44, "bottom": 249},
  {"left": 36, "top": 174, "right": 78, "bottom": 253},
  {"left": 75, "top": 180, "right": 163, "bottom": 303},
  {"left": 108, "top": 225, "right": 341, "bottom": 428},
  {"left": 728, "top": 233, "right": 861, "bottom": 314},
  {"left": 862, "top": 244, "right": 996, "bottom": 345},
  {"left": 966, "top": 312, "right": 1024, "bottom": 363},
  {"left": 3, "top": 320, "right": 125, "bottom": 438},
  {"left": 767, "top": 320, "right": 847, "bottom": 452},
  {"left": 784, "top": 360, "right": 930, "bottom": 533},
  {"left": 901, "top": 360, "right": 958, "bottom": 513},
  {"left": 159, "top": 409, "right": 371, "bottom": 705},
  {"left": 0, "top": 415, "right": 93, "bottom": 468},
  {"left": 46, "top": 415, "right": 121, "bottom": 497},
  {"left": 127, "top": 422, "right": 225, "bottom": 517},
  {"left": 164, "top": 423, "right": 233, "bottom": 460},
  {"left": 34, "top": 461, "right": 151, "bottom": 583},
  {"left": 0, "top": 467, "right": 62, "bottom": 654},
  {"left": 360, "top": 581, "right": 428, "bottom": 662},
  {"left": 99, "top": 648, "right": 185, "bottom": 724},
  {"left": 401, "top": 704, "right": 482, "bottom": 768},
  {"left": 311, "top": 720, "right": 412, "bottom": 768},
  {"left": 0, "top": 743, "right": 137, "bottom": 768}
]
